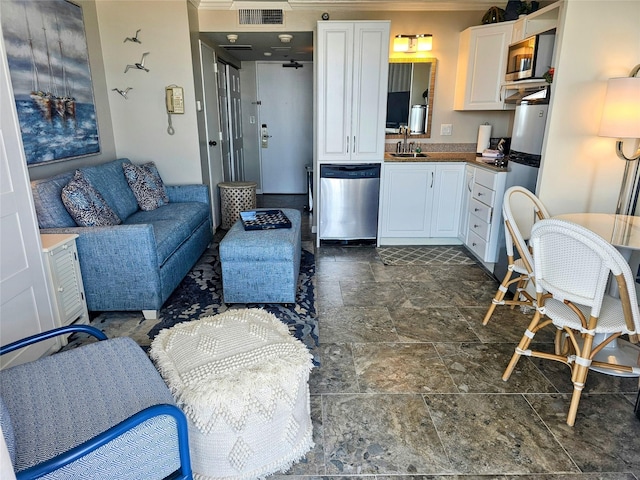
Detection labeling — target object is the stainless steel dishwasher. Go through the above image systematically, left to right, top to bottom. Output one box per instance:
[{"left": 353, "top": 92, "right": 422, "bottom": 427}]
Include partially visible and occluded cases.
[{"left": 319, "top": 163, "right": 381, "bottom": 242}]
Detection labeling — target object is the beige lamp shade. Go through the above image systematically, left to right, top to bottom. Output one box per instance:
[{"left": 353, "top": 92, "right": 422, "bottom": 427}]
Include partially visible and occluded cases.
[
  {"left": 416, "top": 34, "right": 433, "bottom": 52},
  {"left": 393, "top": 36, "right": 411, "bottom": 52},
  {"left": 598, "top": 77, "right": 640, "bottom": 139}
]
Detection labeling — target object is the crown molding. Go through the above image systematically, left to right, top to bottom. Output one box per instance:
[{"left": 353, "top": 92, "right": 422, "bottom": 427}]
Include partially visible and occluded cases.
[{"left": 194, "top": 0, "right": 496, "bottom": 11}]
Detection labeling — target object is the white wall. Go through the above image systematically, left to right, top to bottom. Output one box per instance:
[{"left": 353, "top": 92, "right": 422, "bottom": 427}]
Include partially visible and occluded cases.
[
  {"left": 95, "top": 0, "right": 202, "bottom": 184},
  {"left": 537, "top": 0, "right": 640, "bottom": 215}
]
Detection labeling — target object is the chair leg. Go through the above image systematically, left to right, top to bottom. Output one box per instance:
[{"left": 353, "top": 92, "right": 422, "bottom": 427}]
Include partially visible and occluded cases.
[
  {"left": 483, "top": 269, "right": 514, "bottom": 325},
  {"left": 503, "top": 309, "right": 541, "bottom": 380},
  {"left": 566, "top": 334, "right": 594, "bottom": 426}
]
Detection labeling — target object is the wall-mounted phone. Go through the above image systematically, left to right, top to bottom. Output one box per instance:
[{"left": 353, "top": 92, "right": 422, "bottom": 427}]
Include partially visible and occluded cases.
[
  {"left": 165, "top": 85, "right": 183, "bottom": 135},
  {"left": 165, "top": 86, "right": 184, "bottom": 114}
]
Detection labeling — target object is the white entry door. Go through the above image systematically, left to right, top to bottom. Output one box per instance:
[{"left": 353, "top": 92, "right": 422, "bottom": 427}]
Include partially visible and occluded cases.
[{"left": 257, "top": 62, "right": 312, "bottom": 193}]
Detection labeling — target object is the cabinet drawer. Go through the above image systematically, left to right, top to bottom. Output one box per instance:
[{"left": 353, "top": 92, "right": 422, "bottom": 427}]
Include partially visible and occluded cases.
[
  {"left": 474, "top": 168, "right": 499, "bottom": 190},
  {"left": 471, "top": 182, "right": 496, "bottom": 207},
  {"left": 468, "top": 197, "right": 493, "bottom": 223},
  {"left": 468, "top": 212, "right": 491, "bottom": 240},
  {"left": 467, "top": 229, "right": 488, "bottom": 260}
]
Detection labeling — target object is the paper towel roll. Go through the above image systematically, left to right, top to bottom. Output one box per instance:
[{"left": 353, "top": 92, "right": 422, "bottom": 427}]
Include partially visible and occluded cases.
[{"left": 476, "top": 124, "right": 492, "bottom": 154}]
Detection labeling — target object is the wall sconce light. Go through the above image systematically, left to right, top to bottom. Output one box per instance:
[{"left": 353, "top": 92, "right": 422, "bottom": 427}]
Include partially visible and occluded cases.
[
  {"left": 226, "top": 34, "right": 238, "bottom": 43},
  {"left": 393, "top": 34, "right": 432, "bottom": 53},
  {"left": 598, "top": 64, "right": 640, "bottom": 214}
]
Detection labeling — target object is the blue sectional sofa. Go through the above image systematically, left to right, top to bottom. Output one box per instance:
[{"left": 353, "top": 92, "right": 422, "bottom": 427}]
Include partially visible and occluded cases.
[{"left": 30, "top": 158, "right": 212, "bottom": 319}]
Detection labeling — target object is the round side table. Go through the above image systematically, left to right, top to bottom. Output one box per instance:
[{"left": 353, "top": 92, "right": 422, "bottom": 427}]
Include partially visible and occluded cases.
[{"left": 218, "top": 181, "right": 257, "bottom": 229}]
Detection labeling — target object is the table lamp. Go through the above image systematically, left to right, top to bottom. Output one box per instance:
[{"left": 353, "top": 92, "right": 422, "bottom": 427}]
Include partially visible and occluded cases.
[{"left": 598, "top": 64, "right": 640, "bottom": 215}]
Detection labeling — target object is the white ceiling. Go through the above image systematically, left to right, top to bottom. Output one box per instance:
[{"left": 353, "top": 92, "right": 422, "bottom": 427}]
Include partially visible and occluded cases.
[{"left": 202, "top": 31, "right": 314, "bottom": 62}]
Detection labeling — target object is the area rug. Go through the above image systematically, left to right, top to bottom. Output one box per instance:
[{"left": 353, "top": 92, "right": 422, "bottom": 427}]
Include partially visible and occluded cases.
[
  {"left": 65, "top": 244, "right": 319, "bottom": 363},
  {"left": 377, "top": 245, "right": 476, "bottom": 266}
]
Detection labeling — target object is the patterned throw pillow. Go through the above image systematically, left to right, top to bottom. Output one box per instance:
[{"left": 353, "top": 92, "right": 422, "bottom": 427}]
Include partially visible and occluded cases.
[
  {"left": 122, "top": 161, "right": 169, "bottom": 211},
  {"left": 61, "top": 170, "right": 122, "bottom": 227}
]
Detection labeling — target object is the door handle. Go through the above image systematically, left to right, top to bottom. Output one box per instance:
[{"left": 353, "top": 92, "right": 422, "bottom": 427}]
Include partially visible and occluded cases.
[{"left": 208, "top": 140, "right": 217, "bottom": 146}]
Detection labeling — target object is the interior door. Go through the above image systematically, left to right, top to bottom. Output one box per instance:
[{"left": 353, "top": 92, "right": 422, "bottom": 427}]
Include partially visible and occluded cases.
[
  {"left": 1, "top": 37, "right": 57, "bottom": 368},
  {"left": 199, "top": 41, "right": 224, "bottom": 229},
  {"left": 216, "top": 59, "right": 232, "bottom": 181},
  {"left": 257, "top": 62, "right": 312, "bottom": 193},
  {"left": 227, "top": 64, "right": 244, "bottom": 181}
]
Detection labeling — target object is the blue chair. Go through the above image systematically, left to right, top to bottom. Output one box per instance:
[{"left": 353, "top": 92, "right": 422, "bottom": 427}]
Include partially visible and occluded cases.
[{"left": 0, "top": 325, "right": 192, "bottom": 479}]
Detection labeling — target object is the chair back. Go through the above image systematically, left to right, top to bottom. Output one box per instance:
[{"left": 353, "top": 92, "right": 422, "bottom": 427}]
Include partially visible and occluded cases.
[
  {"left": 502, "top": 186, "right": 550, "bottom": 271},
  {"left": 530, "top": 219, "right": 640, "bottom": 333}
]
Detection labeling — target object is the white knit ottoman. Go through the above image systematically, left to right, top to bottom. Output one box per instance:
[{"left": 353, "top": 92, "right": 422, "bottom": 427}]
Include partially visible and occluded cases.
[{"left": 150, "top": 309, "right": 314, "bottom": 480}]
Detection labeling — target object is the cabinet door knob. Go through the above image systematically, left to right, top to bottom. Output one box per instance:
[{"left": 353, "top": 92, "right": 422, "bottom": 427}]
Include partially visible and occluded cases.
[
  {"left": 477, "top": 192, "right": 483, "bottom": 196},
  {"left": 474, "top": 208, "right": 480, "bottom": 212},
  {"left": 474, "top": 224, "right": 480, "bottom": 228},
  {"left": 472, "top": 242, "right": 477, "bottom": 246},
  {"left": 58, "top": 287, "right": 64, "bottom": 292}
]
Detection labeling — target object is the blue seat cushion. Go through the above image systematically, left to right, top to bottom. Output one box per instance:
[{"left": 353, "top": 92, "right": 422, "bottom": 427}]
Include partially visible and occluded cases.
[
  {"left": 81, "top": 159, "right": 139, "bottom": 220},
  {"left": 126, "top": 202, "right": 211, "bottom": 266},
  {"left": 220, "top": 208, "right": 301, "bottom": 262},
  {"left": 0, "top": 337, "right": 176, "bottom": 474}
]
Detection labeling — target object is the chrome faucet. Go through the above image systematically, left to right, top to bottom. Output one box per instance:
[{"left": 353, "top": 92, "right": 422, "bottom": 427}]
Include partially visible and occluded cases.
[{"left": 402, "top": 125, "right": 410, "bottom": 153}]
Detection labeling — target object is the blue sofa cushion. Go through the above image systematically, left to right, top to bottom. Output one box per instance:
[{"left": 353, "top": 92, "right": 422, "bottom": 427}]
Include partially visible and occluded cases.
[
  {"left": 82, "top": 159, "right": 139, "bottom": 220},
  {"left": 122, "top": 161, "right": 169, "bottom": 211},
  {"left": 30, "top": 171, "right": 76, "bottom": 228},
  {"left": 62, "top": 171, "right": 122, "bottom": 227},
  {"left": 126, "top": 202, "right": 211, "bottom": 266},
  {"left": 0, "top": 337, "right": 178, "bottom": 474}
]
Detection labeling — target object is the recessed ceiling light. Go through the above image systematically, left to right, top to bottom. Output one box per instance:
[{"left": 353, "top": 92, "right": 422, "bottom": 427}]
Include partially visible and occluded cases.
[{"left": 226, "top": 34, "right": 238, "bottom": 43}]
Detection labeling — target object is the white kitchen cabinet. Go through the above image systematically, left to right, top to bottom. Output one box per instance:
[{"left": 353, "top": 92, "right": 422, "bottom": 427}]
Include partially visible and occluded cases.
[
  {"left": 316, "top": 21, "right": 390, "bottom": 162},
  {"left": 454, "top": 21, "right": 514, "bottom": 111},
  {"left": 379, "top": 163, "right": 464, "bottom": 244},
  {"left": 458, "top": 164, "right": 475, "bottom": 241},
  {"left": 464, "top": 165, "right": 507, "bottom": 267},
  {"left": 41, "top": 234, "right": 89, "bottom": 346}
]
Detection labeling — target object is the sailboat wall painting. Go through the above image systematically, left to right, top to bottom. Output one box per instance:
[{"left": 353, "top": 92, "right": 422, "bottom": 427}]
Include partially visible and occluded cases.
[{"left": 1, "top": 0, "right": 99, "bottom": 166}]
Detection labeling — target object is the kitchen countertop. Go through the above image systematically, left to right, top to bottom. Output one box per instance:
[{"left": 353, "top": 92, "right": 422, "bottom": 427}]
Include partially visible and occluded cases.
[{"left": 383, "top": 152, "right": 507, "bottom": 172}]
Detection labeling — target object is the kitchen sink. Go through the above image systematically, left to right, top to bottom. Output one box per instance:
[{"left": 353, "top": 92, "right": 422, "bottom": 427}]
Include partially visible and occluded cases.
[{"left": 389, "top": 153, "right": 429, "bottom": 158}]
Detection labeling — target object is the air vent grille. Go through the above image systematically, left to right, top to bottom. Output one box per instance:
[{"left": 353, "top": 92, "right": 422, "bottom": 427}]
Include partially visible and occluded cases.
[{"left": 239, "top": 9, "right": 283, "bottom": 25}]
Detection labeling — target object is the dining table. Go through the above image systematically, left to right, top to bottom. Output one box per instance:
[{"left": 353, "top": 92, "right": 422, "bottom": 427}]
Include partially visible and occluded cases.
[{"left": 553, "top": 213, "right": 640, "bottom": 378}]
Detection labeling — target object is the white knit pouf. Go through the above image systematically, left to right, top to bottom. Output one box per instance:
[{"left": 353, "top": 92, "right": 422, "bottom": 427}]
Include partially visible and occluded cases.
[{"left": 150, "top": 309, "right": 314, "bottom": 480}]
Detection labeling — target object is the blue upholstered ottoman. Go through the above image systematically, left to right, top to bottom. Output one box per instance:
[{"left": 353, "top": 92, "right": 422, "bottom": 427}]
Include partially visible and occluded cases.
[{"left": 219, "top": 208, "right": 301, "bottom": 303}]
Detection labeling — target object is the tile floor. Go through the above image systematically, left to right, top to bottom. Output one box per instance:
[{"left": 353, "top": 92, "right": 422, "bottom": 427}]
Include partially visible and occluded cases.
[{"left": 259, "top": 195, "right": 640, "bottom": 480}]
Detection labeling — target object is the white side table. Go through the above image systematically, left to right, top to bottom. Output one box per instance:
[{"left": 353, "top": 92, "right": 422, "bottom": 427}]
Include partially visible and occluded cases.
[{"left": 40, "top": 234, "right": 89, "bottom": 347}]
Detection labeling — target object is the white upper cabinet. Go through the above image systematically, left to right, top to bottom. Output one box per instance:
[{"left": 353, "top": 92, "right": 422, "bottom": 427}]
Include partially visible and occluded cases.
[
  {"left": 316, "top": 21, "right": 390, "bottom": 162},
  {"left": 454, "top": 21, "right": 514, "bottom": 111}
]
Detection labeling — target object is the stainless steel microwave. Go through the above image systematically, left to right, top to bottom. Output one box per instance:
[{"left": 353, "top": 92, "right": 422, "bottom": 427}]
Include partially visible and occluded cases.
[{"left": 505, "top": 31, "right": 555, "bottom": 82}]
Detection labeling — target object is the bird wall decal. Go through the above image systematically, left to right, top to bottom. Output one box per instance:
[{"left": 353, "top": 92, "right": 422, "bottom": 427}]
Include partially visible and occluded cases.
[
  {"left": 124, "top": 29, "right": 142, "bottom": 44},
  {"left": 124, "top": 52, "right": 149, "bottom": 73},
  {"left": 112, "top": 87, "right": 133, "bottom": 99}
]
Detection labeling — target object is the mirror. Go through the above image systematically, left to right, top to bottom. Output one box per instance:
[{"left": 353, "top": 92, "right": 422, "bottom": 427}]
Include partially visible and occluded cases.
[{"left": 385, "top": 58, "right": 436, "bottom": 139}]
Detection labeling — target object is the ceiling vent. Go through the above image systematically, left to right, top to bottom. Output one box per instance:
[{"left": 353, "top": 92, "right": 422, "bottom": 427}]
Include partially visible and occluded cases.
[
  {"left": 239, "top": 9, "right": 284, "bottom": 25},
  {"left": 220, "top": 45, "right": 254, "bottom": 51}
]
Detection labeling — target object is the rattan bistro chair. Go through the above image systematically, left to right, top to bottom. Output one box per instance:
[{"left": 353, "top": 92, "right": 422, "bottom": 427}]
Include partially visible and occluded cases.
[
  {"left": 482, "top": 186, "right": 550, "bottom": 325},
  {"left": 502, "top": 219, "right": 640, "bottom": 426}
]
